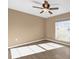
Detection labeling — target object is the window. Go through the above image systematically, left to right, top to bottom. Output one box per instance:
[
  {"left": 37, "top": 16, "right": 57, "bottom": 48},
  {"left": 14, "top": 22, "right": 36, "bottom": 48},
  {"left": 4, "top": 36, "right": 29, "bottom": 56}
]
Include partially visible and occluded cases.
[{"left": 55, "top": 20, "right": 70, "bottom": 42}]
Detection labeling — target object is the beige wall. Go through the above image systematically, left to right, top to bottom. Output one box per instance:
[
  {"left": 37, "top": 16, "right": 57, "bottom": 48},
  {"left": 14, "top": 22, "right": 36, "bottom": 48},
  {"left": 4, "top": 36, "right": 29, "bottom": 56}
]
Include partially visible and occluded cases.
[
  {"left": 8, "top": 9, "right": 45, "bottom": 47},
  {"left": 8, "top": 9, "right": 70, "bottom": 47},
  {"left": 46, "top": 12, "right": 70, "bottom": 40},
  {"left": 46, "top": 17, "right": 55, "bottom": 39}
]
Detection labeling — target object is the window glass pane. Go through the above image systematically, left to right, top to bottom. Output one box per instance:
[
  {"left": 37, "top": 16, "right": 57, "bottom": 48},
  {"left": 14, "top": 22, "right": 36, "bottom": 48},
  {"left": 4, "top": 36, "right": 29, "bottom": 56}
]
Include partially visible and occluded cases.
[{"left": 55, "top": 20, "right": 70, "bottom": 42}]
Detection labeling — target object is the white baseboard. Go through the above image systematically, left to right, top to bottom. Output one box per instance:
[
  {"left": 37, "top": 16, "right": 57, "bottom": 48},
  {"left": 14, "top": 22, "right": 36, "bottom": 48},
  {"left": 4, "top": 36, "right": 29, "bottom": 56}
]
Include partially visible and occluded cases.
[{"left": 8, "top": 39, "right": 45, "bottom": 49}]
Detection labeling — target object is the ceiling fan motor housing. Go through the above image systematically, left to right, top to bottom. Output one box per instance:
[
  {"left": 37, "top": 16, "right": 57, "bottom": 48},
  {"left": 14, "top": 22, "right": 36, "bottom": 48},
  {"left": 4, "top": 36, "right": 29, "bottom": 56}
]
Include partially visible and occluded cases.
[{"left": 42, "top": 1, "right": 50, "bottom": 9}]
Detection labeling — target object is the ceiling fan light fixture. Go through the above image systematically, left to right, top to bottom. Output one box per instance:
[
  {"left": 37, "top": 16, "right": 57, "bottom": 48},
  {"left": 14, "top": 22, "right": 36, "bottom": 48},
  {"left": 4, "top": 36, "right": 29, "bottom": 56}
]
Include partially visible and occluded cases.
[{"left": 43, "top": 9, "right": 48, "bottom": 12}]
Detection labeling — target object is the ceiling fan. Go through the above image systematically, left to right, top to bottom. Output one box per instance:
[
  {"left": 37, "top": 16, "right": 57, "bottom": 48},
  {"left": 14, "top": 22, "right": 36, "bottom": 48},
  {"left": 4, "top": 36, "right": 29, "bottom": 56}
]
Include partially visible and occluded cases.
[{"left": 32, "top": 0, "right": 59, "bottom": 14}]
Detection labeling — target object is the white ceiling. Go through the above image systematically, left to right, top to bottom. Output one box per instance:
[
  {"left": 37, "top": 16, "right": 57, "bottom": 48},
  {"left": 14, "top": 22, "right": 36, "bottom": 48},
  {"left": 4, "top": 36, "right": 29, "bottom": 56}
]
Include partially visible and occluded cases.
[{"left": 8, "top": 0, "right": 70, "bottom": 18}]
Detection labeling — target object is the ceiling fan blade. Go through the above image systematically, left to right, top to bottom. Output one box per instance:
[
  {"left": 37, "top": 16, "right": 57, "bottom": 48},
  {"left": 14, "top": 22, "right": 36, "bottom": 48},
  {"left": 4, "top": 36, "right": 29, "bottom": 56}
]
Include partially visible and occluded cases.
[
  {"left": 32, "top": 1, "right": 41, "bottom": 5},
  {"left": 50, "top": 3, "right": 60, "bottom": 5},
  {"left": 32, "top": 6, "right": 43, "bottom": 9},
  {"left": 49, "top": 7, "right": 59, "bottom": 10},
  {"left": 40, "top": 10, "right": 44, "bottom": 14},
  {"left": 48, "top": 11, "right": 53, "bottom": 14}
]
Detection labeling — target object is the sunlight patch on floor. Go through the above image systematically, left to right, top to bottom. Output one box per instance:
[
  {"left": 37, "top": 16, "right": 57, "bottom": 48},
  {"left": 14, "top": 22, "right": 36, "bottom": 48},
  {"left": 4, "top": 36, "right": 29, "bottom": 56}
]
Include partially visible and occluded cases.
[
  {"left": 11, "top": 42, "right": 63, "bottom": 59},
  {"left": 38, "top": 42, "right": 63, "bottom": 50},
  {"left": 11, "top": 45, "right": 45, "bottom": 59}
]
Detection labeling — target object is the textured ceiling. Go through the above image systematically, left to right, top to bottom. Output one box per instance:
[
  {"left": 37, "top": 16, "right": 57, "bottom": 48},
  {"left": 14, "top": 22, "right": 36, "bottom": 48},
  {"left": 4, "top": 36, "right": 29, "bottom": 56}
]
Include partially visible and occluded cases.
[{"left": 8, "top": 0, "right": 70, "bottom": 18}]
